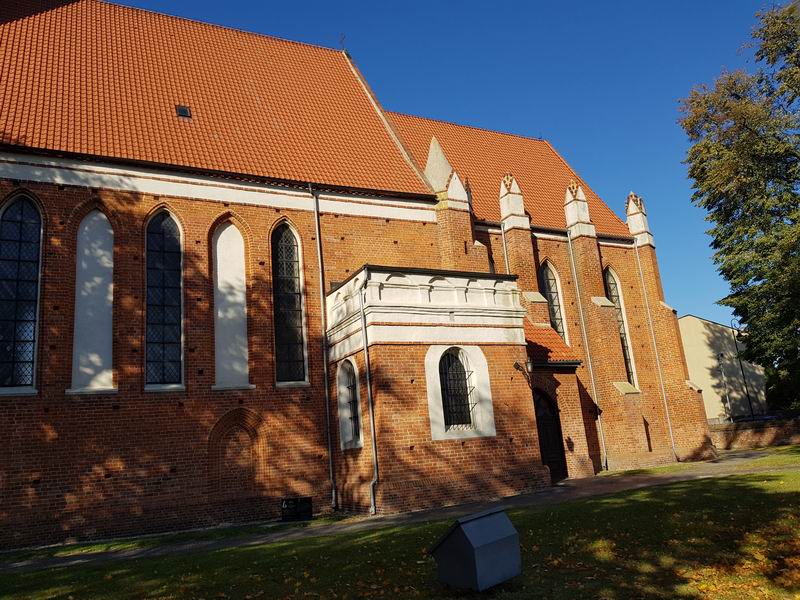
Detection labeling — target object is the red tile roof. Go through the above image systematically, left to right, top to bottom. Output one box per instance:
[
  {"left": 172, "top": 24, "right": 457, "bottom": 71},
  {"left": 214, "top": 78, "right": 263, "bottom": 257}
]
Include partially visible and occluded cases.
[
  {"left": 0, "top": 0, "right": 430, "bottom": 195},
  {"left": 389, "top": 112, "right": 630, "bottom": 237},
  {"left": 524, "top": 320, "right": 580, "bottom": 365}
]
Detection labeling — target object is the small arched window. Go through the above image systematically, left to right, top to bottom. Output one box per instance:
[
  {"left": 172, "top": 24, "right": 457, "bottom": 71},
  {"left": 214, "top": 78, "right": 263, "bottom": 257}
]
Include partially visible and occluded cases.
[
  {"left": 0, "top": 196, "right": 42, "bottom": 388},
  {"left": 145, "top": 211, "right": 183, "bottom": 386},
  {"left": 272, "top": 223, "right": 306, "bottom": 383},
  {"left": 539, "top": 262, "right": 568, "bottom": 343},
  {"left": 603, "top": 268, "right": 636, "bottom": 385},
  {"left": 439, "top": 348, "right": 474, "bottom": 430},
  {"left": 337, "top": 359, "right": 361, "bottom": 448}
]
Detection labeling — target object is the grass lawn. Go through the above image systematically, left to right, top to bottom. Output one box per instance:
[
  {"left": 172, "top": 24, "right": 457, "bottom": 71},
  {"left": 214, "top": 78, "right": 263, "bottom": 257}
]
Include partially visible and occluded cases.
[{"left": 3, "top": 471, "right": 800, "bottom": 599}]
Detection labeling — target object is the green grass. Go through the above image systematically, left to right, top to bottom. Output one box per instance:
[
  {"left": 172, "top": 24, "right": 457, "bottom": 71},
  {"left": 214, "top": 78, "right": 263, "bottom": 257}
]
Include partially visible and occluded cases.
[
  {"left": 733, "top": 444, "right": 800, "bottom": 471},
  {"left": 599, "top": 461, "right": 698, "bottom": 478},
  {"left": 3, "top": 471, "right": 800, "bottom": 599},
  {"left": 0, "top": 515, "right": 349, "bottom": 566}
]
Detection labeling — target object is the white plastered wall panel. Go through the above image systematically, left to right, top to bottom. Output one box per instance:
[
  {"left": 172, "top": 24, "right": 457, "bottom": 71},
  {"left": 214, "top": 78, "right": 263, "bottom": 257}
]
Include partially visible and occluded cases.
[
  {"left": 70, "top": 210, "right": 115, "bottom": 392},
  {"left": 212, "top": 222, "right": 251, "bottom": 389},
  {"left": 424, "top": 345, "right": 497, "bottom": 441}
]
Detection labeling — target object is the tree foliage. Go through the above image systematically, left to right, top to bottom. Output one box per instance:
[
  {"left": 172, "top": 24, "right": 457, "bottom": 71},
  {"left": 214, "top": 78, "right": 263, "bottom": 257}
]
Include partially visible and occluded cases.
[{"left": 679, "top": 4, "right": 800, "bottom": 409}]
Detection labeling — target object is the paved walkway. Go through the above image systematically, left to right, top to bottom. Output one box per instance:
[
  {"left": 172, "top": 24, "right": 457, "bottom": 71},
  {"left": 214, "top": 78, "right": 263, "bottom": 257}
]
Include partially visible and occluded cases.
[{"left": 3, "top": 448, "right": 797, "bottom": 574}]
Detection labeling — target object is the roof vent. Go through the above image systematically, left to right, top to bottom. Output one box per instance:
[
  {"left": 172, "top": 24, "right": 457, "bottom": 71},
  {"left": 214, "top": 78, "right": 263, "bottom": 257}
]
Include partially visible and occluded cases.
[{"left": 175, "top": 105, "right": 192, "bottom": 119}]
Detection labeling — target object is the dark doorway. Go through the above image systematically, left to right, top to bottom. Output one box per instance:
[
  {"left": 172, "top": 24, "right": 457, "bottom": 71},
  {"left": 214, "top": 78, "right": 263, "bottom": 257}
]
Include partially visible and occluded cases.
[{"left": 534, "top": 390, "right": 568, "bottom": 483}]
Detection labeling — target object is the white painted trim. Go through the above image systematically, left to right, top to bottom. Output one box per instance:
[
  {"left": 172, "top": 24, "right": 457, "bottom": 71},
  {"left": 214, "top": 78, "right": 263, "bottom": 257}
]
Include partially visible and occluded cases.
[
  {"left": 0, "top": 152, "right": 437, "bottom": 223},
  {"left": 143, "top": 210, "right": 185, "bottom": 388},
  {"left": 501, "top": 214, "right": 531, "bottom": 231},
  {"left": 271, "top": 221, "right": 310, "bottom": 386},
  {"left": 566, "top": 222, "right": 597, "bottom": 239},
  {"left": 474, "top": 224, "right": 503, "bottom": 234},
  {"left": 533, "top": 231, "right": 568, "bottom": 242},
  {"left": 599, "top": 239, "right": 636, "bottom": 249},
  {"left": 591, "top": 296, "right": 615, "bottom": 308},
  {"left": 659, "top": 300, "right": 677, "bottom": 313},
  {"left": 328, "top": 324, "right": 524, "bottom": 363},
  {"left": 425, "top": 345, "right": 496, "bottom": 441},
  {"left": 336, "top": 358, "right": 364, "bottom": 450},
  {"left": 275, "top": 380, "right": 312, "bottom": 389},
  {"left": 613, "top": 381, "right": 641, "bottom": 395},
  {"left": 144, "top": 383, "right": 186, "bottom": 392},
  {"left": 211, "top": 384, "right": 256, "bottom": 391},
  {"left": 0, "top": 386, "right": 37, "bottom": 396},
  {"left": 65, "top": 387, "right": 118, "bottom": 396}
]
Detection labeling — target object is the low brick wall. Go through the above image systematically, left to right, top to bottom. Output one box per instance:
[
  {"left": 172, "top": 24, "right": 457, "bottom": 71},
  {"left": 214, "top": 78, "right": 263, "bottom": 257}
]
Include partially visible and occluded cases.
[{"left": 709, "top": 418, "right": 800, "bottom": 450}]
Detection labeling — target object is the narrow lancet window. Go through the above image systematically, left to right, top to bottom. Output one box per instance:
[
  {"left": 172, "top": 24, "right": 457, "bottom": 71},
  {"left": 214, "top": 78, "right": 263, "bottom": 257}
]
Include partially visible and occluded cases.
[
  {"left": 0, "top": 196, "right": 41, "bottom": 388},
  {"left": 146, "top": 212, "right": 183, "bottom": 386},
  {"left": 272, "top": 224, "right": 306, "bottom": 383},
  {"left": 540, "top": 262, "right": 568, "bottom": 343},
  {"left": 604, "top": 268, "right": 636, "bottom": 385}
]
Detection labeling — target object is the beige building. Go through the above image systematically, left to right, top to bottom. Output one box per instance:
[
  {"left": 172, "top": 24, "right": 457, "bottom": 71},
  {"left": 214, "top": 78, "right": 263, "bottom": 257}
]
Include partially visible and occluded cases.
[{"left": 678, "top": 315, "right": 768, "bottom": 423}]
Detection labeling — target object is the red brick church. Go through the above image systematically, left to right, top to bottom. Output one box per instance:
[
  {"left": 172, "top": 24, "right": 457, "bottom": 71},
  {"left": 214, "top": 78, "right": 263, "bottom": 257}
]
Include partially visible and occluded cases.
[{"left": 0, "top": 0, "right": 713, "bottom": 547}]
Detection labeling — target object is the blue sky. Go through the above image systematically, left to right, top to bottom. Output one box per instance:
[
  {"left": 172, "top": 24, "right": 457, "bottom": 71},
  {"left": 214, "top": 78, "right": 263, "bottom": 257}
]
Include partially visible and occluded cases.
[{"left": 122, "top": 0, "right": 766, "bottom": 324}]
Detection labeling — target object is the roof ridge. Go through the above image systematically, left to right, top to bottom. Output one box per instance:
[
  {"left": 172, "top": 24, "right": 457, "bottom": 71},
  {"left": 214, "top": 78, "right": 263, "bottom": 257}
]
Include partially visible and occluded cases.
[
  {"left": 97, "top": 0, "right": 342, "bottom": 54},
  {"left": 387, "top": 111, "right": 549, "bottom": 145}
]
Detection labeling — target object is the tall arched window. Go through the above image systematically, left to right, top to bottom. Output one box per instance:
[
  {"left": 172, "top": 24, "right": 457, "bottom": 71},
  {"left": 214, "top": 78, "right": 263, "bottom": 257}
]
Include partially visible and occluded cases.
[
  {"left": 0, "top": 196, "right": 42, "bottom": 389},
  {"left": 71, "top": 210, "right": 114, "bottom": 392},
  {"left": 145, "top": 212, "right": 183, "bottom": 386},
  {"left": 272, "top": 223, "right": 306, "bottom": 383},
  {"left": 539, "top": 262, "right": 568, "bottom": 343},
  {"left": 603, "top": 268, "right": 636, "bottom": 385},
  {"left": 439, "top": 348, "right": 474, "bottom": 430},
  {"left": 337, "top": 359, "right": 362, "bottom": 449}
]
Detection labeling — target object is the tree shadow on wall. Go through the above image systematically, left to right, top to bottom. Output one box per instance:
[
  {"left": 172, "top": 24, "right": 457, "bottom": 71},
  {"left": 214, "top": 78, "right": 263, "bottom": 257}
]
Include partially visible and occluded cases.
[
  {"left": 0, "top": 163, "right": 336, "bottom": 548},
  {"left": 701, "top": 320, "right": 766, "bottom": 423}
]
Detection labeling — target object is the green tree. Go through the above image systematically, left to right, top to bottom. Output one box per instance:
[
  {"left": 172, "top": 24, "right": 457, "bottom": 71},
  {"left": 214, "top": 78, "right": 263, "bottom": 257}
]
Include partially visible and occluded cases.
[{"left": 679, "top": 4, "right": 800, "bottom": 411}]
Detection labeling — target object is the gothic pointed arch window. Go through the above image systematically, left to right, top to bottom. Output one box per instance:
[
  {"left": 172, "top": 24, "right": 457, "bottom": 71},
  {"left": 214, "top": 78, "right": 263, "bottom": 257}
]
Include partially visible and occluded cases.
[
  {"left": 0, "top": 195, "right": 42, "bottom": 389},
  {"left": 145, "top": 211, "right": 183, "bottom": 387},
  {"left": 271, "top": 223, "right": 307, "bottom": 383},
  {"left": 539, "top": 261, "right": 568, "bottom": 344},
  {"left": 603, "top": 267, "right": 636, "bottom": 385},
  {"left": 439, "top": 347, "right": 474, "bottom": 430},
  {"left": 337, "top": 359, "right": 362, "bottom": 449}
]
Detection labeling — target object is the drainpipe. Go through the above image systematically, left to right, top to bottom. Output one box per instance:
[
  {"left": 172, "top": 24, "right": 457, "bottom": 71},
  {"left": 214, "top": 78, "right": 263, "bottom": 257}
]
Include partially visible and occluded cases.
[
  {"left": 310, "top": 184, "right": 337, "bottom": 509},
  {"left": 500, "top": 222, "right": 510, "bottom": 274},
  {"left": 566, "top": 230, "right": 609, "bottom": 470},
  {"left": 634, "top": 243, "right": 678, "bottom": 461},
  {"left": 358, "top": 271, "right": 379, "bottom": 514}
]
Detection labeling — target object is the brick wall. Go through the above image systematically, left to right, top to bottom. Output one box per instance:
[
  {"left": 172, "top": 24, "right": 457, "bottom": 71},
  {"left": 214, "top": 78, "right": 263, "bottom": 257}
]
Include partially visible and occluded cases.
[
  {"left": 0, "top": 170, "right": 714, "bottom": 548},
  {"left": 0, "top": 178, "right": 442, "bottom": 547},
  {"left": 709, "top": 418, "right": 800, "bottom": 450}
]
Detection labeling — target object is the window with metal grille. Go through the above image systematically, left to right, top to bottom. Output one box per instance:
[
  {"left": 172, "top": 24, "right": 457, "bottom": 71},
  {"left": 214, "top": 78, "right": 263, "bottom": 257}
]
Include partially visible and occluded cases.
[
  {"left": 0, "top": 196, "right": 41, "bottom": 387},
  {"left": 145, "top": 212, "right": 183, "bottom": 385},
  {"left": 272, "top": 224, "right": 306, "bottom": 382},
  {"left": 540, "top": 262, "right": 567, "bottom": 343},
  {"left": 603, "top": 268, "right": 636, "bottom": 385},
  {"left": 439, "top": 348, "right": 475, "bottom": 430},
  {"left": 340, "top": 360, "right": 360, "bottom": 444}
]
